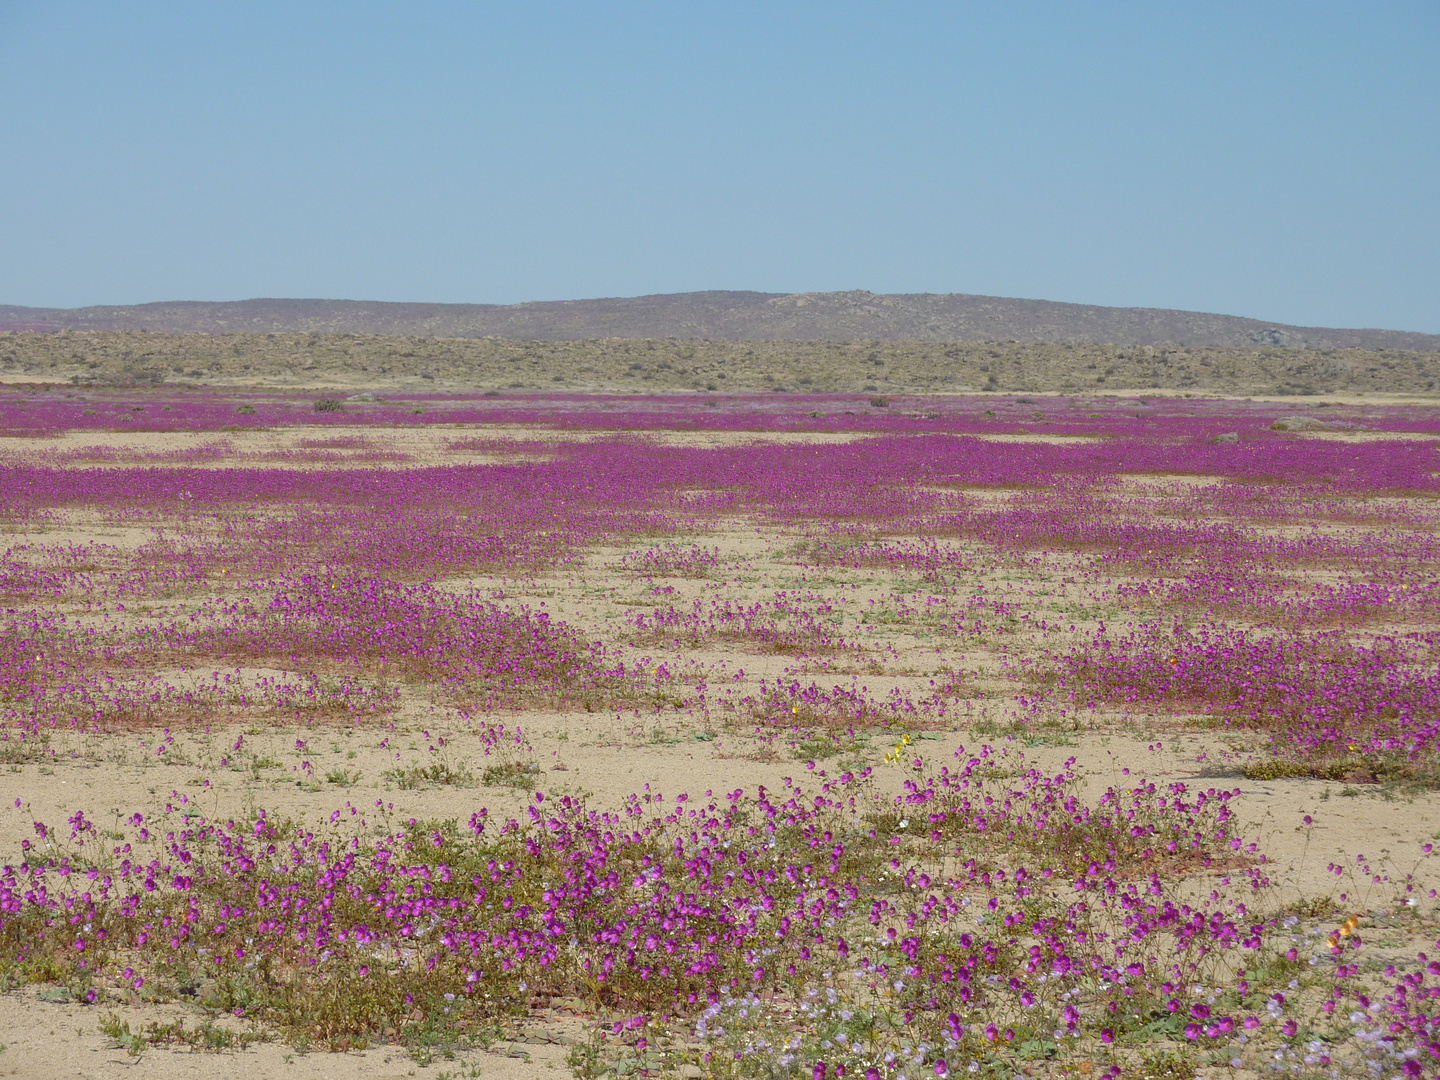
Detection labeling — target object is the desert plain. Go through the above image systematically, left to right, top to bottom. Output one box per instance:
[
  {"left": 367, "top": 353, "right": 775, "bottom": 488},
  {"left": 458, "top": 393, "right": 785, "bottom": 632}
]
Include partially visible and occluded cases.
[{"left": 0, "top": 384, "right": 1438, "bottom": 1080}]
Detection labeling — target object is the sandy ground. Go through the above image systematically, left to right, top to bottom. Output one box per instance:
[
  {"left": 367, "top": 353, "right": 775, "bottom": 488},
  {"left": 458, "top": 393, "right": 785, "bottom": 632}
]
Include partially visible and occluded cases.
[
  {"left": 0, "top": 424, "right": 1113, "bottom": 472},
  {"left": 1296, "top": 429, "right": 1440, "bottom": 442},
  {"left": 0, "top": 990, "right": 572, "bottom": 1078}
]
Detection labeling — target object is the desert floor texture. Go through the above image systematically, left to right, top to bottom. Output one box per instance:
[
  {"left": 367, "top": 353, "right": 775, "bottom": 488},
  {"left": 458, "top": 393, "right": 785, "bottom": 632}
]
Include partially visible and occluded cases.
[{"left": 1, "top": 387, "right": 1438, "bottom": 1080}]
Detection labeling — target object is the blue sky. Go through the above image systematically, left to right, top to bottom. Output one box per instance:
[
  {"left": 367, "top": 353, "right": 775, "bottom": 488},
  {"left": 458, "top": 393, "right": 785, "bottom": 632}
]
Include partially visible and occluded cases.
[{"left": 1, "top": 2, "right": 1437, "bottom": 331}]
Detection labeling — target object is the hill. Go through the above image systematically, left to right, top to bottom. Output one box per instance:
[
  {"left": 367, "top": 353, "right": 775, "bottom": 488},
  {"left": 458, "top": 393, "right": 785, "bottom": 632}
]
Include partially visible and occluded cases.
[{"left": 1, "top": 291, "right": 1437, "bottom": 350}]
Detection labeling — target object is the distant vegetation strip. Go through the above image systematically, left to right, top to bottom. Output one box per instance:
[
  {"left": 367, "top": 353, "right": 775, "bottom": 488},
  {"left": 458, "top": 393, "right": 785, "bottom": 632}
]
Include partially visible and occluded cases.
[{"left": 3, "top": 331, "right": 1437, "bottom": 397}]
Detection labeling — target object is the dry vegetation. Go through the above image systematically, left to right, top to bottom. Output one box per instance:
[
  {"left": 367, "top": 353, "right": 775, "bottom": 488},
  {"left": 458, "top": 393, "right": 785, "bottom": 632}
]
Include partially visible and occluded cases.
[{"left": 2, "top": 329, "right": 1438, "bottom": 397}]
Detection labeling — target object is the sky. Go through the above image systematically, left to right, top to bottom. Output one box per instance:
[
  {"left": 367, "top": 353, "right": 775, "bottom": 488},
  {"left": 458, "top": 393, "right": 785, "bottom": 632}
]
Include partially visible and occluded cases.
[{"left": 1, "top": 2, "right": 1437, "bottom": 331}]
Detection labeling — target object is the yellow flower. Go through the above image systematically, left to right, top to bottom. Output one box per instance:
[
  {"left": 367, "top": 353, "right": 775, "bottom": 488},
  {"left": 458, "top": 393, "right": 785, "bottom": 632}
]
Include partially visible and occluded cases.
[{"left": 1329, "top": 913, "right": 1361, "bottom": 948}]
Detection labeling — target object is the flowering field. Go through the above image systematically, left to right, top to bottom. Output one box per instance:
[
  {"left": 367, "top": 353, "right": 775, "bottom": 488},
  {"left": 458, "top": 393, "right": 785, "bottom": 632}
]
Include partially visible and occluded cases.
[{"left": 1, "top": 387, "right": 1439, "bottom": 1080}]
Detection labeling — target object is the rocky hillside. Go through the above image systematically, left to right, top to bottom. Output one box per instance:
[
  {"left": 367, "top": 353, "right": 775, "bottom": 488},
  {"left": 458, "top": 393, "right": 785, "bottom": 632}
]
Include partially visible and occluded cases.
[{"left": 2, "top": 291, "right": 1436, "bottom": 350}]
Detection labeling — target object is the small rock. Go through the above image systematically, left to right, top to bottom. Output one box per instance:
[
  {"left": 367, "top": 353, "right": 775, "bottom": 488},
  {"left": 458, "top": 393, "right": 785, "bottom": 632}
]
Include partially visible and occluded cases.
[
  {"left": 1270, "top": 415, "right": 1326, "bottom": 432},
  {"left": 1213, "top": 432, "right": 1240, "bottom": 444},
  {"left": 680, "top": 1065, "right": 704, "bottom": 1079}
]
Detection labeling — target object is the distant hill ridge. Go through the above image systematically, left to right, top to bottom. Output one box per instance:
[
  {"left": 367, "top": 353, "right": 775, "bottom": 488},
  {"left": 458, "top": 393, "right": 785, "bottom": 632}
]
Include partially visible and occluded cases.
[{"left": 1, "top": 291, "right": 1436, "bottom": 351}]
